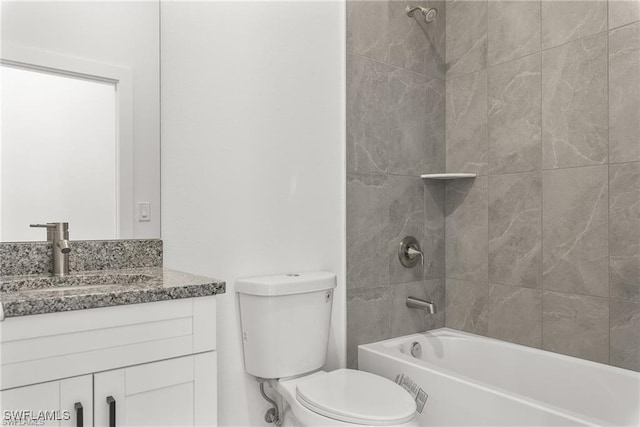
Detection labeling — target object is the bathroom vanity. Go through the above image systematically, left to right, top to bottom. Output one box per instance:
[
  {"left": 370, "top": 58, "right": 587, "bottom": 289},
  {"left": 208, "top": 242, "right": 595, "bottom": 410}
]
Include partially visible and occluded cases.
[
  {"left": 0, "top": 3, "right": 223, "bottom": 423},
  {"left": 0, "top": 252, "right": 225, "bottom": 427}
]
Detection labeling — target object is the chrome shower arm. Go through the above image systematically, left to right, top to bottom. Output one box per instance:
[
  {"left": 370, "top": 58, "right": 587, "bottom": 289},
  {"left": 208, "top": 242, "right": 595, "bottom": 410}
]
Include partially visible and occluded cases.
[{"left": 405, "top": 5, "right": 437, "bottom": 23}]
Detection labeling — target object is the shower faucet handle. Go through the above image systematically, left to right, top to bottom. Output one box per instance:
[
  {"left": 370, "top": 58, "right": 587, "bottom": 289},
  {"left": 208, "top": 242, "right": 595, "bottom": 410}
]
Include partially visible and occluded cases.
[
  {"left": 398, "top": 236, "right": 424, "bottom": 268},
  {"left": 407, "top": 246, "right": 424, "bottom": 266}
]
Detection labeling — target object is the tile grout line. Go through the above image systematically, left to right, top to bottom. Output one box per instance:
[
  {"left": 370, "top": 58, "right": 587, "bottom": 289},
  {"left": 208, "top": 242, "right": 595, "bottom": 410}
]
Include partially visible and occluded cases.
[
  {"left": 443, "top": 0, "right": 448, "bottom": 329},
  {"left": 483, "top": 0, "right": 490, "bottom": 336},
  {"left": 484, "top": 0, "right": 491, "bottom": 336},
  {"left": 540, "top": 0, "right": 545, "bottom": 349},
  {"left": 606, "top": 0, "right": 612, "bottom": 365},
  {"left": 450, "top": 24, "right": 617, "bottom": 85},
  {"left": 346, "top": 50, "right": 445, "bottom": 82},
  {"left": 448, "top": 275, "right": 615, "bottom": 303}
]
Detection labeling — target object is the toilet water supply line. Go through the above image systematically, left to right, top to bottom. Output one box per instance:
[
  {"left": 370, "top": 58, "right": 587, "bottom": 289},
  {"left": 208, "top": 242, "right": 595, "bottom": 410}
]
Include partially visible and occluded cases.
[{"left": 258, "top": 378, "right": 282, "bottom": 425}]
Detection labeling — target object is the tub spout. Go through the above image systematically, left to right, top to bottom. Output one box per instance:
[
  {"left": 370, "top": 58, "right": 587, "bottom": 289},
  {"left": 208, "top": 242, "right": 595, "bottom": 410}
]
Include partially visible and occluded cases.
[{"left": 406, "top": 296, "right": 436, "bottom": 314}]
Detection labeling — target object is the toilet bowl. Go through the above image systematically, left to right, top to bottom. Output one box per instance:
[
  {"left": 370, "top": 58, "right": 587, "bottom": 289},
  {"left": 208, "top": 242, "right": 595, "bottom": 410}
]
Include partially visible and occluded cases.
[
  {"left": 236, "top": 272, "right": 418, "bottom": 426},
  {"left": 276, "top": 370, "right": 419, "bottom": 427}
]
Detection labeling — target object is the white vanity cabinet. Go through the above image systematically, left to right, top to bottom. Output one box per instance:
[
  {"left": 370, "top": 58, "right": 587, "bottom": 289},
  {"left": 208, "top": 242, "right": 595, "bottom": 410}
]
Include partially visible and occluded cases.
[
  {"left": 0, "top": 296, "right": 218, "bottom": 426},
  {"left": 94, "top": 353, "right": 216, "bottom": 427},
  {"left": 1, "top": 375, "right": 92, "bottom": 427}
]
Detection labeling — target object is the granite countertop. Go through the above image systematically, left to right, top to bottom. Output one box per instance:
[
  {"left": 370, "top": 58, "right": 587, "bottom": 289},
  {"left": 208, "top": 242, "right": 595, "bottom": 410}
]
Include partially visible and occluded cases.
[{"left": 0, "top": 267, "right": 225, "bottom": 319}]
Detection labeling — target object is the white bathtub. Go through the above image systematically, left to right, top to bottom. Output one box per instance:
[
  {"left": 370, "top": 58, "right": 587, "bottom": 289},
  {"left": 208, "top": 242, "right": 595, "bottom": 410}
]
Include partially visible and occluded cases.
[{"left": 358, "top": 328, "right": 640, "bottom": 426}]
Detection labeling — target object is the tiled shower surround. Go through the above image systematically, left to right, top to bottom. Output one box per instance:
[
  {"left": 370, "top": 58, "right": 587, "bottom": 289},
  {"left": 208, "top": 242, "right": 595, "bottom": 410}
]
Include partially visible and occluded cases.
[
  {"left": 346, "top": 0, "right": 447, "bottom": 368},
  {"left": 347, "top": 0, "right": 640, "bottom": 372}
]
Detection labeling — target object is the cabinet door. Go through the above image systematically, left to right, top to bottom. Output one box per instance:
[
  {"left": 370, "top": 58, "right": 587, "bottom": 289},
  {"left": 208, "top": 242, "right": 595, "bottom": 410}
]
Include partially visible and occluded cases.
[
  {"left": 94, "top": 354, "right": 216, "bottom": 427},
  {"left": 1, "top": 375, "right": 92, "bottom": 427},
  {"left": 60, "top": 376, "right": 94, "bottom": 427}
]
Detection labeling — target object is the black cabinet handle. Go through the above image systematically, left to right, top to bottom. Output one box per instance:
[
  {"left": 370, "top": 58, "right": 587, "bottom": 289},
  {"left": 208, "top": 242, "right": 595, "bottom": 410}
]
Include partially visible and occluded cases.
[
  {"left": 106, "top": 396, "right": 116, "bottom": 427},
  {"left": 74, "top": 402, "right": 83, "bottom": 427}
]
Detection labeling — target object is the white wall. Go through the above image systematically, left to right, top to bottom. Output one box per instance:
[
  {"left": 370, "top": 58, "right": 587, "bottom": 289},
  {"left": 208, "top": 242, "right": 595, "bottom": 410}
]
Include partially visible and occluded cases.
[
  {"left": 1, "top": 1, "right": 160, "bottom": 239},
  {"left": 160, "top": 2, "right": 345, "bottom": 425}
]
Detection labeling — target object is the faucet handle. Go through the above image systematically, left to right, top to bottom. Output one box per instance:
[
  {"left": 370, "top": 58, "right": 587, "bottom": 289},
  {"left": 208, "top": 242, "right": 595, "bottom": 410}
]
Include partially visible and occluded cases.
[
  {"left": 30, "top": 222, "right": 69, "bottom": 231},
  {"left": 30, "top": 223, "right": 70, "bottom": 241},
  {"left": 398, "top": 236, "right": 425, "bottom": 268},
  {"left": 407, "top": 246, "right": 424, "bottom": 266}
]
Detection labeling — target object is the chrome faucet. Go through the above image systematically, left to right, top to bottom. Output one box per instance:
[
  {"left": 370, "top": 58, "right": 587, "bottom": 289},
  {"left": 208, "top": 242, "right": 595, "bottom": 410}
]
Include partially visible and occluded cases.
[{"left": 30, "top": 222, "right": 71, "bottom": 276}]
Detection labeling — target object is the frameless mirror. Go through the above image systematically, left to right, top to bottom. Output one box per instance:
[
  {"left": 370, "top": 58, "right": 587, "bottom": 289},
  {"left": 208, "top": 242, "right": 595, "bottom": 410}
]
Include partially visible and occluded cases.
[{"left": 0, "top": 1, "right": 160, "bottom": 241}]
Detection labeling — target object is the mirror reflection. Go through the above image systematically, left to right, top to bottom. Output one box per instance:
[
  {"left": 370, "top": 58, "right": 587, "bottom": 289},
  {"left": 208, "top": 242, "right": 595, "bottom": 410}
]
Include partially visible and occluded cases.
[{"left": 0, "top": 1, "right": 160, "bottom": 241}]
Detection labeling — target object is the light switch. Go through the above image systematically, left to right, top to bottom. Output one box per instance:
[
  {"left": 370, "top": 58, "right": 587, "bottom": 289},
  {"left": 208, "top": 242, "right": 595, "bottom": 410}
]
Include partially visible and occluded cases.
[{"left": 138, "top": 202, "right": 151, "bottom": 222}]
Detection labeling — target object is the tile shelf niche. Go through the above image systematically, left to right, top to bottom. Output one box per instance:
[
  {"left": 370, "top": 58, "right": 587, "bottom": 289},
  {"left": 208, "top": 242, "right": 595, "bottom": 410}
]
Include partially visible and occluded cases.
[{"left": 420, "top": 173, "right": 477, "bottom": 180}]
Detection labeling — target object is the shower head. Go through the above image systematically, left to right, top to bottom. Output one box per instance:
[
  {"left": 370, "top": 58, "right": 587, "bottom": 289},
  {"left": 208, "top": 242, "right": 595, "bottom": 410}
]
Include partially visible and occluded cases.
[{"left": 406, "top": 5, "right": 437, "bottom": 23}]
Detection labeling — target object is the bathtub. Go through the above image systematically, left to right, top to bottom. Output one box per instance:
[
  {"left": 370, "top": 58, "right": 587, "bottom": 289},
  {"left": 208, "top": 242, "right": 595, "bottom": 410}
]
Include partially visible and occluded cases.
[{"left": 358, "top": 328, "right": 640, "bottom": 426}]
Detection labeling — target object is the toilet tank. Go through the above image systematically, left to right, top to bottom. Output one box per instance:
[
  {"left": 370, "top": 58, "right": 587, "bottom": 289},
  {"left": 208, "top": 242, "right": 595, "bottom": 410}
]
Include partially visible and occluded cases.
[{"left": 236, "top": 272, "right": 336, "bottom": 379}]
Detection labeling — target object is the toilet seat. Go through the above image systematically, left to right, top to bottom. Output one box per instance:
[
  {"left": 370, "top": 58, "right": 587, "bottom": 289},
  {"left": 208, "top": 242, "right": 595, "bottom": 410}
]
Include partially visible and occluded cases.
[{"left": 295, "top": 369, "right": 416, "bottom": 426}]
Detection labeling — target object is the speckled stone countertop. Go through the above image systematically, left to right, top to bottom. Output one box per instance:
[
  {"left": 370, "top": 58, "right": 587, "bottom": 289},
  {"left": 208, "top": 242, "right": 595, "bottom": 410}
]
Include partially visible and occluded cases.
[{"left": 0, "top": 267, "right": 225, "bottom": 318}]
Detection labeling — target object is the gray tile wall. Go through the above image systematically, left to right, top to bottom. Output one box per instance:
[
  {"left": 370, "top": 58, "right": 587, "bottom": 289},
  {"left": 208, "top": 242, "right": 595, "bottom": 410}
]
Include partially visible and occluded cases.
[
  {"left": 346, "top": 0, "right": 447, "bottom": 368},
  {"left": 444, "top": 0, "right": 640, "bottom": 371}
]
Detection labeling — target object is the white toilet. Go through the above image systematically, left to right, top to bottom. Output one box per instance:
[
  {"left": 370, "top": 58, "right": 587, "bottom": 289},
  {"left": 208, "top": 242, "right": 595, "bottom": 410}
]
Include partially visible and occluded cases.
[{"left": 236, "top": 272, "right": 418, "bottom": 426}]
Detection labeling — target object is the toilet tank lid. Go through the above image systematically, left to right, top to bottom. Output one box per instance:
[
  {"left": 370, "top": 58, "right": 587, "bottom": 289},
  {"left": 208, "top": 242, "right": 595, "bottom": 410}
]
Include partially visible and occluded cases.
[{"left": 236, "top": 271, "right": 336, "bottom": 296}]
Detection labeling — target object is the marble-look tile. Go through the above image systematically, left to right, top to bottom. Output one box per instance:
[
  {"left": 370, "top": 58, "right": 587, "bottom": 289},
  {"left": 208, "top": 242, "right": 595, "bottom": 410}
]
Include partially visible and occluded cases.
[
  {"left": 346, "top": 0, "right": 389, "bottom": 62},
  {"left": 389, "top": 0, "right": 446, "bottom": 79},
  {"left": 446, "top": 0, "right": 487, "bottom": 78},
  {"left": 487, "top": 0, "right": 541, "bottom": 66},
  {"left": 541, "top": 0, "right": 606, "bottom": 49},
  {"left": 609, "top": 0, "right": 640, "bottom": 29},
  {"left": 609, "top": 22, "right": 640, "bottom": 164},
  {"left": 542, "top": 34, "right": 608, "bottom": 169},
  {"left": 347, "top": 54, "right": 391, "bottom": 174},
  {"left": 488, "top": 54, "right": 541, "bottom": 174},
  {"left": 388, "top": 68, "right": 428, "bottom": 176},
  {"left": 446, "top": 70, "right": 488, "bottom": 174},
  {"left": 424, "top": 76, "right": 446, "bottom": 174},
  {"left": 610, "top": 163, "right": 640, "bottom": 302},
  {"left": 542, "top": 166, "right": 609, "bottom": 297},
  {"left": 347, "top": 173, "right": 389, "bottom": 290},
  {"left": 489, "top": 173, "right": 542, "bottom": 289},
  {"left": 388, "top": 175, "right": 425, "bottom": 285},
  {"left": 446, "top": 177, "right": 488, "bottom": 282},
  {"left": 424, "top": 181, "right": 445, "bottom": 279},
  {"left": 445, "top": 278, "right": 488, "bottom": 334},
  {"left": 390, "top": 279, "right": 445, "bottom": 336},
  {"left": 485, "top": 284, "right": 542, "bottom": 348},
  {"left": 347, "top": 286, "right": 392, "bottom": 368},
  {"left": 542, "top": 291, "right": 609, "bottom": 364},
  {"left": 610, "top": 299, "right": 640, "bottom": 372}
]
